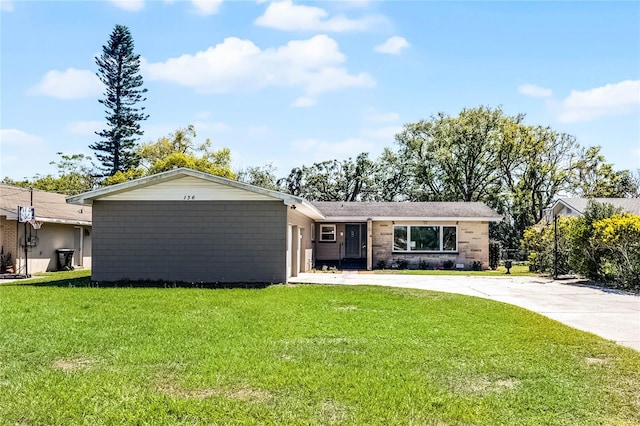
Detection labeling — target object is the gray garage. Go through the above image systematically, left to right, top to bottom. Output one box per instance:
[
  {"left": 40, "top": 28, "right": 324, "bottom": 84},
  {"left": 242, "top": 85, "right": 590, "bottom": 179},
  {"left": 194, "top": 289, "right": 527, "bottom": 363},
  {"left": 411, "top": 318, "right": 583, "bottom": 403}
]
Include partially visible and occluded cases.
[{"left": 66, "top": 168, "right": 321, "bottom": 285}]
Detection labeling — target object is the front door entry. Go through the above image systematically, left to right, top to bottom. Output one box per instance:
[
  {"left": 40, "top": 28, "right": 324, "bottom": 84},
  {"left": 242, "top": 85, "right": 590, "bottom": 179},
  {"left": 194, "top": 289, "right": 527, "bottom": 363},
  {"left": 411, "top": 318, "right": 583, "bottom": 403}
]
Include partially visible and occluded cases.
[{"left": 345, "top": 224, "right": 362, "bottom": 258}]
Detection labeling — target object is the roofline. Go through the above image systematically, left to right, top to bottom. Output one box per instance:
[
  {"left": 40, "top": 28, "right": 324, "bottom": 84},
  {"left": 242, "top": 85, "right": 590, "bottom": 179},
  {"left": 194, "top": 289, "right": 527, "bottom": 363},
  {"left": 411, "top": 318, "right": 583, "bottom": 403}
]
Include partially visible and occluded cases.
[
  {"left": 65, "top": 168, "right": 325, "bottom": 220},
  {"left": 551, "top": 198, "right": 583, "bottom": 214},
  {"left": 0, "top": 213, "right": 91, "bottom": 226},
  {"left": 317, "top": 216, "right": 503, "bottom": 222}
]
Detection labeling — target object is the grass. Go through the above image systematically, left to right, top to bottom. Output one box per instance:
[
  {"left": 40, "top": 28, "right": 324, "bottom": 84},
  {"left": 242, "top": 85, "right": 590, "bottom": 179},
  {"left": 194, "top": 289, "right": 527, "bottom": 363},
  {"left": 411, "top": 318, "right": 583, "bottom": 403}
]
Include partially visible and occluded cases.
[
  {"left": 375, "top": 264, "right": 534, "bottom": 276},
  {"left": 0, "top": 271, "right": 638, "bottom": 425}
]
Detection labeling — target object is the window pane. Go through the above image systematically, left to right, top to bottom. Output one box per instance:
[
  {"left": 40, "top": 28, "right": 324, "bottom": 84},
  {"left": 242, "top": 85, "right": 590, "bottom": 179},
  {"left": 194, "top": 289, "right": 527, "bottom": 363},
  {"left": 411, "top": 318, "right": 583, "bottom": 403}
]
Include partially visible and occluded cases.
[
  {"left": 320, "top": 225, "right": 335, "bottom": 241},
  {"left": 393, "top": 226, "right": 407, "bottom": 251},
  {"left": 411, "top": 226, "right": 439, "bottom": 251},
  {"left": 443, "top": 226, "right": 457, "bottom": 251}
]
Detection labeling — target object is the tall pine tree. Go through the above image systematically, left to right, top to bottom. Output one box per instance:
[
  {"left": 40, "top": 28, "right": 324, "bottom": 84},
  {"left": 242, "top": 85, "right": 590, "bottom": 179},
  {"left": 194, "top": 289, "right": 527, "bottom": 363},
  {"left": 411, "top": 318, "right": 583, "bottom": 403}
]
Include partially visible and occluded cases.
[{"left": 91, "top": 25, "right": 148, "bottom": 176}]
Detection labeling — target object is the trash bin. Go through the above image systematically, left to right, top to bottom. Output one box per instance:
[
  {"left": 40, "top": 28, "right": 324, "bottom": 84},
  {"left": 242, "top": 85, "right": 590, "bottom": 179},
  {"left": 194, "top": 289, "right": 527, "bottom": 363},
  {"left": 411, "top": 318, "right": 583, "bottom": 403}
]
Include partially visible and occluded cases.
[{"left": 56, "top": 249, "right": 75, "bottom": 271}]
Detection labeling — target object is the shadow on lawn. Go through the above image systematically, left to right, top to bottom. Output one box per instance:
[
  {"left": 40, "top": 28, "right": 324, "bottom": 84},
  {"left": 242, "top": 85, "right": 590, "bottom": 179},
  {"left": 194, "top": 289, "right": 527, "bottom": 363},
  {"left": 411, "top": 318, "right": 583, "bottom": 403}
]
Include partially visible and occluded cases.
[{"left": 19, "top": 277, "right": 272, "bottom": 290}]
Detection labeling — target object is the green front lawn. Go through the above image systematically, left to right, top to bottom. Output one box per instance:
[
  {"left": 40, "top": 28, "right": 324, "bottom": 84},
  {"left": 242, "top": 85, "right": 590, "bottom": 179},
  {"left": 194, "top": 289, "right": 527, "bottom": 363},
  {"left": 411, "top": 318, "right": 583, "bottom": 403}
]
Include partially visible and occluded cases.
[{"left": 0, "top": 273, "right": 638, "bottom": 424}]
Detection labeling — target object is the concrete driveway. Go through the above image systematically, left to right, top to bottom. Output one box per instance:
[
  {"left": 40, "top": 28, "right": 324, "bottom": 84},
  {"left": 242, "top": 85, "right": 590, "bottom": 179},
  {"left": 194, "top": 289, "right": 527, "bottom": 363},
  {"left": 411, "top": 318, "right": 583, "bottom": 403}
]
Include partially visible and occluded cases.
[{"left": 290, "top": 272, "right": 640, "bottom": 352}]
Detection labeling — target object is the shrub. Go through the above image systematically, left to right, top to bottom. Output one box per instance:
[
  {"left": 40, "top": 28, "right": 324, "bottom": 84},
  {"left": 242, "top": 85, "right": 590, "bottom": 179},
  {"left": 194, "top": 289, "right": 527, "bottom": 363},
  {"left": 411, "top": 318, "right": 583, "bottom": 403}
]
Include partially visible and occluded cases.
[
  {"left": 568, "top": 201, "right": 623, "bottom": 281},
  {"left": 591, "top": 213, "right": 640, "bottom": 290},
  {"left": 521, "top": 217, "right": 575, "bottom": 276},
  {"left": 488, "top": 240, "right": 502, "bottom": 270},
  {"left": 395, "top": 258, "right": 409, "bottom": 270},
  {"left": 418, "top": 258, "right": 429, "bottom": 270},
  {"left": 443, "top": 259, "right": 454, "bottom": 270},
  {"left": 376, "top": 260, "right": 386, "bottom": 270},
  {"left": 472, "top": 260, "right": 483, "bottom": 271}
]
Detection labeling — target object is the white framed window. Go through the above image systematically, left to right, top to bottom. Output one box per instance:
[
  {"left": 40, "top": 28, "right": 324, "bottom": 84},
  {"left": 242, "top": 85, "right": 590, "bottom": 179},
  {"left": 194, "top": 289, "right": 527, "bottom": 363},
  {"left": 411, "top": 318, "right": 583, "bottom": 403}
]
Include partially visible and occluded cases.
[
  {"left": 320, "top": 224, "right": 336, "bottom": 242},
  {"left": 393, "top": 225, "right": 457, "bottom": 252}
]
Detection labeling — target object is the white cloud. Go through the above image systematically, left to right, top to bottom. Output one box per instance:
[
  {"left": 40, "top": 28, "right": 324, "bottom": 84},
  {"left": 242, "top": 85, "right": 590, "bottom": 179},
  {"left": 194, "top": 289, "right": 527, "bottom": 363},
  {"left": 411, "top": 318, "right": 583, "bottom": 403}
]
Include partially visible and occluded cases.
[
  {"left": 1, "top": 0, "right": 15, "bottom": 12},
  {"left": 109, "top": 0, "right": 144, "bottom": 11},
  {"left": 190, "top": 0, "right": 222, "bottom": 15},
  {"left": 255, "top": 0, "right": 385, "bottom": 32},
  {"left": 143, "top": 35, "right": 375, "bottom": 101},
  {"left": 374, "top": 36, "right": 409, "bottom": 55},
  {"left": 29, "top": 68, "right": 102, "bottom": 99},
  {"left": 557, "top": 80, "right": 640, "bottom": 123},
  {"left": 518, "top": 84, "right": 552, "bottom": 98},
  {"left": 292, "top": 96, "right": 317, "bottom": 107},
  {"left": 366, "top": 109, "right": 400, "bottom": 123},
  {"left": 193, "top": 120, "right": 231, "bottom": 133},
  {"left": 66, "top": 121, "right": 104, "bottom": 136},
  {"left": 362, "top": 126, "right": 403, "bottom": 140},
  {"left": 0, "top": 129, "right": 45, "bottom": 148},
  {"left": 0, "top": 129, "right": 51, "bottom": 179},
  {"left": 292, "top": 137, "right": 374, "bottom": 160}
]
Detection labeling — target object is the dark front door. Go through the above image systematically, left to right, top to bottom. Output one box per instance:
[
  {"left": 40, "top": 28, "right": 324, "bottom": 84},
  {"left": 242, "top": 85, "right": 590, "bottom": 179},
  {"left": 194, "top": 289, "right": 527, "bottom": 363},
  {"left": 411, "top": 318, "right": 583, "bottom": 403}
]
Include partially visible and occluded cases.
[{"left": 345, "top": 224, "right": 362, "bottom": 258}]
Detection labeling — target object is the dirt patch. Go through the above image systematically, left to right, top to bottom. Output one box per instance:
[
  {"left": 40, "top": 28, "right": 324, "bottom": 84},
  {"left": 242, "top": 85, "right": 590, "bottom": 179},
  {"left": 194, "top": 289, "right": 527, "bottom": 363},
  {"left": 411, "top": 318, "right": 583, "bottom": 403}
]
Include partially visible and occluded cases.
[
  {"left": 334, "top": 305, "right": 358, "bottom": 311},
  {"left": 585, "top": 357, "right": 609, "bottom": 365},
  {"left": 52, "top": 358, "right": 93, "bottom": 371},
  {"left": 452, "top": 376, "right": 520, "bottom": 395},
  {"left": 158, "top": 382, "right": 272, "bottom": 402},
  {"left": 318, "top": 399, "right": 349, "bottom": 424}
]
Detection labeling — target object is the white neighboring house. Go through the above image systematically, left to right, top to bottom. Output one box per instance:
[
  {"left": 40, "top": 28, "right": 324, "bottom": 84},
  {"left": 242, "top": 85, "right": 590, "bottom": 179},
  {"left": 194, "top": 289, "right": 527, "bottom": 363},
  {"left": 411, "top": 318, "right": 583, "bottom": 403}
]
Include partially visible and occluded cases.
[{"left": 549, "top": 198, "right": 640, "bottom": 218}]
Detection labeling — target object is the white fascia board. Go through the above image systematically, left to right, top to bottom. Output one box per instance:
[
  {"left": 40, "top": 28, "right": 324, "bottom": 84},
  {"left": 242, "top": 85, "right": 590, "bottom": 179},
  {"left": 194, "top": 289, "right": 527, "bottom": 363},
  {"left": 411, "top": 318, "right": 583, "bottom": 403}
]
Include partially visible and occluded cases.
[
  {"left": 66, "top": 168, "right": 312, "bottom": 206},
  {"left": 283, "top": 198, "right": 325, "bottom": 220},
  {"left": 318, "top": 216, "right": 502, "bottom": 222},
  {"left": 37, "top": 217, "right": 92, "bottom": 226}
]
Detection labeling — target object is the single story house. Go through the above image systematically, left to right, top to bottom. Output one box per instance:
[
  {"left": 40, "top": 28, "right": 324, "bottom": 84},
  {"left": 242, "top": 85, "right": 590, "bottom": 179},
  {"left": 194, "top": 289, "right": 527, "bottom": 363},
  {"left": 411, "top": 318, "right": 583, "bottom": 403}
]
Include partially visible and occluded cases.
[
  {"left": 66, "top": 168, "right": 501, "bottom": 284},
  {"left": 0, "top": 184, "right": 92, "bottom": 274},
  {"left": 549, "top": 198, "right": 640, "bottom": 218}
]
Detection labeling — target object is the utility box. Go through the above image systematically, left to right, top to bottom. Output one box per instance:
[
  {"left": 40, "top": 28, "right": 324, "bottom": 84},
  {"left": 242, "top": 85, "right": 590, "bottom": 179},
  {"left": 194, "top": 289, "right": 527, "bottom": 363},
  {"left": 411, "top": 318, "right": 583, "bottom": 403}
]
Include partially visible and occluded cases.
[{"left": 56, "top": 249, "right": 75, "bottom": 271}]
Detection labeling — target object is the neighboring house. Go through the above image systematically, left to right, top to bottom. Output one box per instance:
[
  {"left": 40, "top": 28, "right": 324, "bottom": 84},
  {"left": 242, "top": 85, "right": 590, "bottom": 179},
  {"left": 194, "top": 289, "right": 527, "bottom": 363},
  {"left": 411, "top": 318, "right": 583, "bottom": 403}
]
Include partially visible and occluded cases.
[
  {"left": 66, "top": 168, "right": 501, "bottom": 284},
  {"left": 0, "top": 184, "right": 92, "bottom": 274},
  {"left": 549, "top": 198, "right": 640, "bottom": 218}
]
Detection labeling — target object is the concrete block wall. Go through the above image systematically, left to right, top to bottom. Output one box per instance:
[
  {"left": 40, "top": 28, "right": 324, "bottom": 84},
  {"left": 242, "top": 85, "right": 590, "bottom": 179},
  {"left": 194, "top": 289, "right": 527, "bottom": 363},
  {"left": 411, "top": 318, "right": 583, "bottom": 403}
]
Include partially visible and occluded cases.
[
  {"left": 92, "top": 200, "right": 287, "bottom": 283},
  {"left": 371, "top": 220, "right": 490, "bottom": 269}
]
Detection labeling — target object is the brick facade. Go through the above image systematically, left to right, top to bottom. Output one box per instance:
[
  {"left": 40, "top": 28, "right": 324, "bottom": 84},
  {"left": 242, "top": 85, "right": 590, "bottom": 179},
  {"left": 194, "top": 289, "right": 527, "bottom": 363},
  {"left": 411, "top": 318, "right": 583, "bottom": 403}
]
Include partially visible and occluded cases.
[{"left": 372, "top": 220, "right": 490, "bottom": 269}]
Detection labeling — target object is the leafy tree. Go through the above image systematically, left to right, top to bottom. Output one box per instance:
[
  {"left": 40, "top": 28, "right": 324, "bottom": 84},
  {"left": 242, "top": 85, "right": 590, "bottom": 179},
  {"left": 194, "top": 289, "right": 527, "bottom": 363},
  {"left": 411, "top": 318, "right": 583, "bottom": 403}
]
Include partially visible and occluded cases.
[
  {"left": 91, "top": 24, "right": 148, "bottom": 176},
  {"left": 395, "top": 106, "right": 512, "bottom": 202},
  {"left": 102, "top": 125, "right": 235, "bottom": 186},
  {"left": 571, "top": 146, "right": 636, "bottom": 197},
  {"left": 1, "top": 153, "right": 96, "bottom": 195},
  {"left": 279, "top": 153, "right": 377, "bottom": 201},
  {"left": 237, "top": 163, "right": 280, "bottom": 191},
  {"left": 568, "top": 201, "right": 622, "bottom": 281},
  {"left": 592, "top": 214, "right": 640, "bottom": 289},
  {"left": 521, "top": 216, "right": 575, "bottom": 275}
]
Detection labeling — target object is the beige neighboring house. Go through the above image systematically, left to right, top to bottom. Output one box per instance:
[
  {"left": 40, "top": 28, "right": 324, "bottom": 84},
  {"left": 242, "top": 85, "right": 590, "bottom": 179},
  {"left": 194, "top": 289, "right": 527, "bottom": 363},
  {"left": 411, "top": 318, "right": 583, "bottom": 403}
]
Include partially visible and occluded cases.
[
  {"left": 66, "top": 168, "right": 502, "bottom": 285},
  {"left": 0, "top": 185, "right": 92, "bottom": 275},
  {"left": 549, "top": 198, "right": 640, "bottom": 218}
]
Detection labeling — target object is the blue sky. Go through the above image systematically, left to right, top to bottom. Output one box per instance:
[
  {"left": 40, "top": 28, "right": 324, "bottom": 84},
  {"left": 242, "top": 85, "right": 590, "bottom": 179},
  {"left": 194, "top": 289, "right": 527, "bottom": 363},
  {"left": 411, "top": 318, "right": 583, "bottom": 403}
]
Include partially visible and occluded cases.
[{"left": 1, "top": 0, "right": 639, "bottom": 181}]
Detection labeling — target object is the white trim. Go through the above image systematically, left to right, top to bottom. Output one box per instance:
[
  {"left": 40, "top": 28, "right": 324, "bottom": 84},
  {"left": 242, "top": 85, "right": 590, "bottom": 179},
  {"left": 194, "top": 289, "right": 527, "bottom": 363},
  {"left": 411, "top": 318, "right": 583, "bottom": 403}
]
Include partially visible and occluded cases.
[
  {"left": 65, "top": 167, "right": 325, "bottom": 220},
  {"left": 319, "top": 216, "right": 500, "bottom": 222},
  {"left": 319, "top": 224, "right": 336, "bottom": 242},
  {"left": 392, "top": 224, "right": 458, "bottom": 253}
]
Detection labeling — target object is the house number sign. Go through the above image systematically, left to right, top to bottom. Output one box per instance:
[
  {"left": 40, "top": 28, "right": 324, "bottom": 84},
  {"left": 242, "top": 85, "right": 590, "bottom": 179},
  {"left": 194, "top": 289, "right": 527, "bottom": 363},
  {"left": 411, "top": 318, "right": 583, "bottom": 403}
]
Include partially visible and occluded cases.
[{"left": 184, "top": 195, "right": 196, "bottom": 200}]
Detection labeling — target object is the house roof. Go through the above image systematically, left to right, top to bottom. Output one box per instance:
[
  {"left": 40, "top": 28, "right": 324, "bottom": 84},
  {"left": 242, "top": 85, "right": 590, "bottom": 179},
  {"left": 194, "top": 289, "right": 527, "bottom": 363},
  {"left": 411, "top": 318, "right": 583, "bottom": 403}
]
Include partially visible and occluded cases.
[
  {"left": 65, "top": 168, "right": 325, "bottom": 220},
  {"left": 0, "top": 184, "right": 92, "bottom": 226},
  {"left": 552, "top": 198, "right": 640, "bottom": 216},
  {"left": 312, "top": 201, "right": 502, "bottom": 222}
]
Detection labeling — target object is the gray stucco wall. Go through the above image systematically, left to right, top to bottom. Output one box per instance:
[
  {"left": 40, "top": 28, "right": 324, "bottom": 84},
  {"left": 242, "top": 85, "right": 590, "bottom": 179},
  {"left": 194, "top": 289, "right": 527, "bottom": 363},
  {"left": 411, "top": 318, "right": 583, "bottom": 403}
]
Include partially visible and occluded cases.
[{"left": 92, "top": 200, "right": 287, "bottom": 283}]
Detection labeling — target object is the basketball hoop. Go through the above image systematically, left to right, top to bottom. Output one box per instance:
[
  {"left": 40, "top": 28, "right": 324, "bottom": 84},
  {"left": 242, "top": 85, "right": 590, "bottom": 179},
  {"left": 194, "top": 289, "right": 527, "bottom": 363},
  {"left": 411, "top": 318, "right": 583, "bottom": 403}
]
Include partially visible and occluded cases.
[{"left": 29, "top": 220, "right": 43, "bottom": 230}]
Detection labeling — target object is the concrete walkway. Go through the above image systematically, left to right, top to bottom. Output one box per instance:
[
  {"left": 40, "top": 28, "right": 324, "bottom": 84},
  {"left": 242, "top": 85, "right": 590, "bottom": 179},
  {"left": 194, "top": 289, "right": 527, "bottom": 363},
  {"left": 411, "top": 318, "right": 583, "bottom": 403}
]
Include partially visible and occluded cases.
[{"left": 290, "top": 272, "right": 640, "bottom": 352}]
